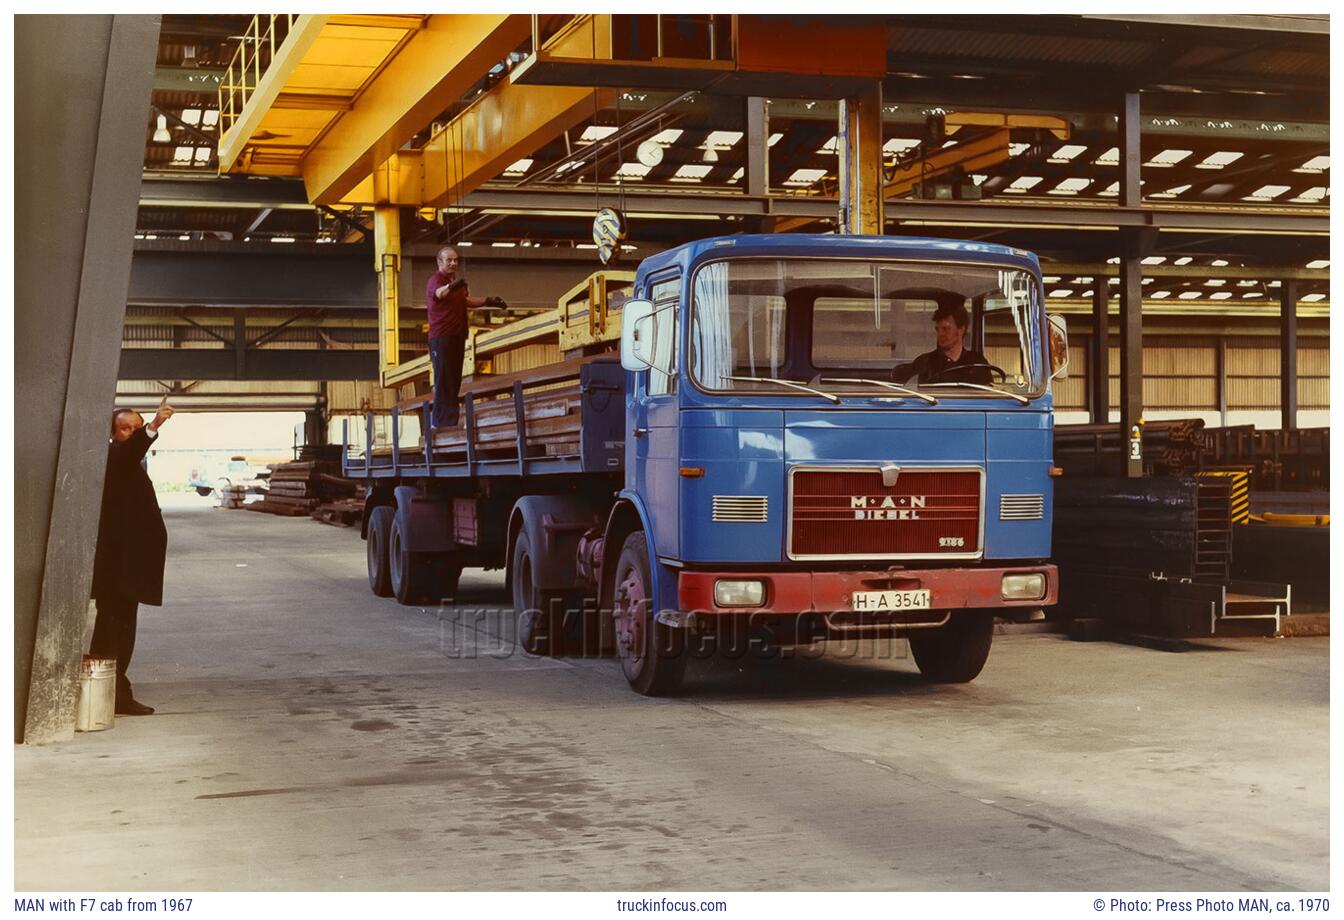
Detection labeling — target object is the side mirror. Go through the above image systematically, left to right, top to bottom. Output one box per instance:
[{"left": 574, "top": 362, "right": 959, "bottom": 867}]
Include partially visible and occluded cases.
[
  {"left": 620, "top": 298, "right": 655, "bottom": 371},
  {"left": 1047, "top": 314, "right": 1069, "bottom": 380}
]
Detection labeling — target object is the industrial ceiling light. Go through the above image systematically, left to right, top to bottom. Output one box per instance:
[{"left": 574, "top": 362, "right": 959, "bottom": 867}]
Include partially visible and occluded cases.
[
  {"left": 153, "top": 114, "right": 171, "bottom": 143},
  {"left": 702, "top": 147, "right": 719, "bottom": 163}
]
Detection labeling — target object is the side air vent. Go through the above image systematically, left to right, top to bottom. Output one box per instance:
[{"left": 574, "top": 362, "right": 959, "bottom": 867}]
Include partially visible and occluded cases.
[
  {"left": 999, "top": 494, "right": 1045, "bottom": 521},
  {"left": 712, "top": 495, "right": 768, "bottom": 523}
]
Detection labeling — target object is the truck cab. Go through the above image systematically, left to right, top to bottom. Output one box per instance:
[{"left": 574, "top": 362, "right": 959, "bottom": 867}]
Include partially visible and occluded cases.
[{"left": 605, "top": 234, "right": 1063, "bottom": 693}]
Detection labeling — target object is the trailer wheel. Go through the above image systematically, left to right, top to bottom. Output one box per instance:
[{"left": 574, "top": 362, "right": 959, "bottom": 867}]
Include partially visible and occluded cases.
[
  {"left": 366, "top": 506, "right": 394, "bottom": 597},
  {"left": 388, "top": 512, "right": 457, "bottom": 606},
  {"left": 512, "top": 532, "right": 571, "bottom": 656},
  {"left": 612, "top": 532, "right": 686, "bottom": 696},
  {"left": 909, "top": 611, "right": 994, "bottom": 683}
]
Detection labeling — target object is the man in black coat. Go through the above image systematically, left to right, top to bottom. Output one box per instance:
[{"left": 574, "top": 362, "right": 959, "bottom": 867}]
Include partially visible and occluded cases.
[{"left": 90, "top": 401, "right": 174, "bottom": 715}]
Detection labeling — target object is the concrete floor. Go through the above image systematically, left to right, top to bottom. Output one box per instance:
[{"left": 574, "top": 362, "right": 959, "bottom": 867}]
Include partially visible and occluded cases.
[{"left": 15, "top": 502, "right": 1329, "bottom": 891}]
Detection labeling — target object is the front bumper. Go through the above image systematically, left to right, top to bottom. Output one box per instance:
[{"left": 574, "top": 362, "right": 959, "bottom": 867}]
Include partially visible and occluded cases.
[{"left": 676, "top": 564, "right": 1057, "bottom": 615}]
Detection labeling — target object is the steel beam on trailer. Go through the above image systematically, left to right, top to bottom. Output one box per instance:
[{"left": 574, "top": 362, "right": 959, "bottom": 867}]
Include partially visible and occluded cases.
[
  {"left": 301, "top": 15, "right": 532, "bottom": 205},
  {"left": 119, "top": 348, "right": 379, "bottom": 381}
]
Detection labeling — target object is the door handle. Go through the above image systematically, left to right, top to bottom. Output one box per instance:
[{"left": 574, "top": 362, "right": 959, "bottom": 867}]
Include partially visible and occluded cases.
[{"left": 633, "top": 427, "right": 648, "bottom": 438}]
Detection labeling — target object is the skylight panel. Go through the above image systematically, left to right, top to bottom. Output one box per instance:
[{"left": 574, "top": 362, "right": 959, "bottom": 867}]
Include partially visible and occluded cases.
[
  {"left": 181, "top": 108, "right": 202, "bottom": 125},
  {"left": 201, "top": 110, "right": 220, "bottom": 128},
  {"left": 579, "top": 126, "right": 618, "bottom": 144},
  {"left": 649, "top": 129, "right": 683, "bottom": 145},
  {"left": 704, "top": 130, "right": 743, "bottom": 149},
  {"left": 768, "top": 133, "right": 783, "bottom": 147},
  {"left": 817, "top": 136, "right": 839, "bottom": 155},
  {"left": 883, "top": 138, "right": 920, "bottom": 156},
  {"left": 1008, "top": 143, "right": 1031, "bottom": 157},
  {"left": 1048, "top": 144, "right": 1088, "bottom": 163},
  {"left": 172, "top": 145, "right": 193, "bottom": 163},
  {"left": 192, "top": 147, "right": 212, "bottom": 164},
  {"left": 1094, "top": 147, "right": 1119, "bottom": 166},
  {"left": 1145, "top": 149, "right": 1193, "bottom": 167},
  {"left": 1195, "top": 151, "right": 1243, "bottom": 169},
  {"left": 1294, "top": 156, "right": 1330, "bottom": 173},
  {"left": 502, "top": 158, "right": 533, "bottom": 177},
  {"left": 615, "top": 162, "right": 651, "bottom": 180},
  {"left": 672, "top": 164, "right": 713, "bottom": 182},
  {"left": 729, "top": 168, "right": 744, "bottom": 183},
  {"left": 783, "top": 168, "right": 827, "bottom": 187},
  {"left": 1003, "top": 176, "right": 1043, "bottom": 193},
  {"left": 1047, "top": 178, "right": 1091, "bottom": 195},
  {"left": 1098, "top": 181, "right": 1119, "bottom": 197},
  {"left": 1148, "top": 184, "right": 1191, "bottom": 199},
  {"left": 1243, "top": 185, "right": 1290, "bottom": 201},
  {"left": 1290, "top": 187, "right": 1327, "bottom": 203},
  {"left": 1141, "top": 256, "right": 1167, "bottom": 266},
  {"left": 1173, "top": 257, "right": 1193, "bottom": 266},
  {"left": 1210, "top": 259, "right": 1228, "bottom": 267},
  {"left": 1305, "top": 260, "right": 1329, "bottom": 269},
  {"left": 1204, "top": 279, "right": 1226, "bottom": 287},
  {"left": 1049, "top": 289, "right": 1074, "bottom": 298},
  {"left": 1151, "top": 291, "right": 1172, "bottom": 299},
  {"left": 1178, "top": 291, "right": 1201, "bottom": 300},
  {"left": 1210, "top": 292, "right": 1232, "bottom": 301},
  {"left": 1242, "top": 292, "right": 1263, "bottom": 299},
  {"left": 1301, "top": 293, "right": 1326, "bottom": 302}
]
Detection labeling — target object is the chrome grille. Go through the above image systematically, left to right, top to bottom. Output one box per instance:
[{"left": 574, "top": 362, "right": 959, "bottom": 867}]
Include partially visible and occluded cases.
[
  {"left": 999, "top": 494, "right": 1045, "bottom": 521},
  {"left": 712, "top": 495, "right": 768, "bottom": 523}
]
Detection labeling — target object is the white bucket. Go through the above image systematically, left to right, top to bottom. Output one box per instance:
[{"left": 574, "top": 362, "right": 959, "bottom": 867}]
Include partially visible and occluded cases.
[{"left": 76, "top": 656, "right": 116, "bottom": 732}]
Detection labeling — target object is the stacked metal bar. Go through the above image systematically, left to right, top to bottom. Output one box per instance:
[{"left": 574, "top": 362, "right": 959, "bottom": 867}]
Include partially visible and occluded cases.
[
  {"left": 1054, "top": 419, "right": 1209, "bottom": 477},
  {"left": 246, "top": 460, "right": 362, "bottom": 516}
]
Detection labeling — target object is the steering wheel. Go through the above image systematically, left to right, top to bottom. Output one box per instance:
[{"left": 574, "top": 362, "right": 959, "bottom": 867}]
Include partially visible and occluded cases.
[{"left": 927, "top": 362, "right": 1008, "bottom": 383}]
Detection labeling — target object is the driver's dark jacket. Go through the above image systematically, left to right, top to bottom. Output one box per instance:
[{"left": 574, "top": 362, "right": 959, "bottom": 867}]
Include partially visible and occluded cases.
[{"left": 892, "top": 347, "right": 992, "bottom": 385}]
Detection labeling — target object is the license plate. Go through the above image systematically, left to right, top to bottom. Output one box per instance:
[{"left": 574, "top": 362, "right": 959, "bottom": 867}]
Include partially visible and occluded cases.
[{"left": 850, "top": 589, "right": 931, "bottom": 612}]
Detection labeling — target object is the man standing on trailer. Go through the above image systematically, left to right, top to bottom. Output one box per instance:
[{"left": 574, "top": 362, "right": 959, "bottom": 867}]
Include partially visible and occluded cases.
[
  {"left": 425, "top": 244, "right": 503, "bottom": 429},
  {"left": 90, "top": 399, "right": 174, "bottom": 715}
]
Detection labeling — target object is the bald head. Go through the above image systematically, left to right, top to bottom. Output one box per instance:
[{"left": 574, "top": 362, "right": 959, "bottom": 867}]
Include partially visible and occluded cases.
[
  {"left": 436, "top": 245, "right": 460, "bottom": 275},
  {"left": 110, "top": 408, "right": 144, "bottom": 442}
]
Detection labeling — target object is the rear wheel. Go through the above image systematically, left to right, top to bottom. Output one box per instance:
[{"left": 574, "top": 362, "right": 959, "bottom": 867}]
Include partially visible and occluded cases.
[
  {"left": 367, "top": 506, "right": 393, "bottom": 597},
  {"left": 388, "top": 512, "right": 460, "bottom": 606},
  {"left": 511, "top": 532, "right": 574, "bottom": 656},
  {"left": 612, "top": 532, "right": 686, "bottom": 696},
  {"left": 909, "top": 611, "right": 994, "bottom": 683}
]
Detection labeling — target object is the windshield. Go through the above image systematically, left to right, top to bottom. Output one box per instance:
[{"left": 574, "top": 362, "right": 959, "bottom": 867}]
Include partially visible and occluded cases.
[{"left": 690, "top": 257, "right": 1044, "bottom": 398}]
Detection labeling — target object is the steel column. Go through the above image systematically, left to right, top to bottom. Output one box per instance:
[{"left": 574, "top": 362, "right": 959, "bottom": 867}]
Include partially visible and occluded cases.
[
  {"left": 15, "top": 14, "right": 161, "bottom": 744},
  {"left": 837, "top": 82, "right": 884, "bottom": 234},
  {"left": 1119, "top": 91, "right": 1142, "bottom": 210},
  {"left": 745, "top": 96, "right": 769, "bottom": 199},
  {"left": 373, "top": 206, "right": 402, "bottom": 382},
  {"left": 1118, "top": 229, "right": 1152, "bottom": 478},
  {"left": 1280, "top": 279, "right": 1298, "bottom": 429},
  {"left": 1090, "top": 282, "right": 1110, "bottom": 423},
  {"left": 1216, "top": 335, "right": 1229, "bottom": 427}
]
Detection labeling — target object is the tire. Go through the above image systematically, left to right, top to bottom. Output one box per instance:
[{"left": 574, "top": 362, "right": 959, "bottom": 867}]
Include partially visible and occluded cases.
[
  {"left": 366, "top": 506, "right": 394, "bottom": 598},
  {"left": 388, "top": 512, "right": 459, "bottom": 606},
  {"left": 511, "top": 532, "right": 572, "bottom": 656},
  {"left": 611, "top": 532, "right": 686, "bottom": 696},
  {"left": 909, "top": 611, "right": 994, "bottom": 683}
]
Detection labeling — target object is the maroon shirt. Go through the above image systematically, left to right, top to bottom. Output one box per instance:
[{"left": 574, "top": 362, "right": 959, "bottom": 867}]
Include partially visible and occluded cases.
[{"left": 426, "top": 270, "right": 470, "bottom": 339}]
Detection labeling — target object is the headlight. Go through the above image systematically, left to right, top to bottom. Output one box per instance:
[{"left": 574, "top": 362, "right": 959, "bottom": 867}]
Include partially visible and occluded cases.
[
  {"left": 1002, "top": 573, "right": 1046, "bottom": 600},
  {"left": 714, "top": 579, "right": 765, "bottom": 607}
]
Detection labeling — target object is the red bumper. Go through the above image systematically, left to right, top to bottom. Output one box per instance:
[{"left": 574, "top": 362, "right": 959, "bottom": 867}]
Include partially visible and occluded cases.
[{"left": 678, "top": 564, "right": 1058, "bottom": 614}]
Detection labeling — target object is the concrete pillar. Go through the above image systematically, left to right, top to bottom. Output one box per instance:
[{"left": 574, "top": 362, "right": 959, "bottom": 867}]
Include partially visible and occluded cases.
[
  {"left": 15, "top": 15, "right": 161, "bottom": 743},
  {"left": 1280, "top": 279, "right": 1298, "bottom": 430},
  {"left": 1090, "top": 282, "right": 1110, "bottom": 423}
]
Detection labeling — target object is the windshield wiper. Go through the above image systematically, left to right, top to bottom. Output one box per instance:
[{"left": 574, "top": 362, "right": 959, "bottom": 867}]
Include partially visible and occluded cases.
[
  {"left": 723, "top": 375, "right": 841, "bottom": 404},
  {"left": 818, "top": 377, "right": 939, "bottom": 405},
  {"left": 921, "top": 382, "right": 1030, "bottom": 405}
]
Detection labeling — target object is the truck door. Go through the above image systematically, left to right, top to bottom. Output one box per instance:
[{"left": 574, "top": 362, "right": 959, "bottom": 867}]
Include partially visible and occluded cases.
[{"left": 630, "top": 271, "right": 682, "bottom": 560}]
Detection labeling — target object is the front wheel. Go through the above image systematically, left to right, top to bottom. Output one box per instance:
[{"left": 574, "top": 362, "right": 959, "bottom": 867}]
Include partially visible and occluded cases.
[
  {"left": 612, "top": 532, "right": 686, "bottom": 696},
  {"left": 908, "top": 611, "right": 994, "bottom": 683}
]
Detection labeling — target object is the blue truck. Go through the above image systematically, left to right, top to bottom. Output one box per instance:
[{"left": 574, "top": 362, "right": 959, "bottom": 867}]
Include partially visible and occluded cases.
[{"left": 346, "top": 234, "right": 1068, "bottom": 695}]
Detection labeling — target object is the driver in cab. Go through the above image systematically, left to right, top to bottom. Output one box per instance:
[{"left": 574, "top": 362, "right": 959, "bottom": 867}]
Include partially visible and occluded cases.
[{"left": 892, "top": 301, "right": 993, "bottom": 386}]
